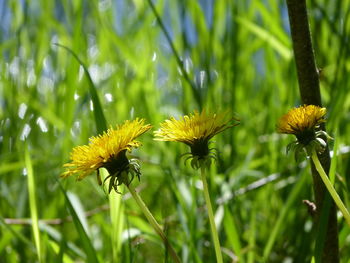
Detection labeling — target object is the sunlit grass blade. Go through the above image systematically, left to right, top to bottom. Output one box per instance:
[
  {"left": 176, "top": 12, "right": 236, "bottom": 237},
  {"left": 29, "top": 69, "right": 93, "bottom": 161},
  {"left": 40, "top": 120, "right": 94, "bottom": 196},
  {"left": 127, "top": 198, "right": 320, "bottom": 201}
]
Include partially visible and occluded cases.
[
  {"left": 253, "top": 0, "right": 291, "bottom": 47},
  {"left": 235, "top": 16, "right": 292, "bottom": 60},
  {"left": 54, "top": 43, "right": 107, "bottom": 133},
  {"left": 329, "top": 135, "right": 339, "bottom": 185},
  {"left": 24, "top": 145, "right": 42, "bottom": 262},
  {"left": 0, "top": 161, "right": 26, "bottom": 174},
  {"left": 100, "top": 168, "right": 124, "bottom": 261},
  {"left": 263, "top": 171, "right": 308, "bottom": 261},
  {"left": 169, "top": 176, "right": 202, "bottom": 262},
  {"left": 59, "top": 183, "right": 99, "bottom": 263},
  {"left": 223, "top": 206, "right": 242, "bottom": 262},
  {"left": 39, "top": 223, "right": 85, "bottom": 259},
  {"left": 48, "top": 240, "right": 75, "bottom": 263}
]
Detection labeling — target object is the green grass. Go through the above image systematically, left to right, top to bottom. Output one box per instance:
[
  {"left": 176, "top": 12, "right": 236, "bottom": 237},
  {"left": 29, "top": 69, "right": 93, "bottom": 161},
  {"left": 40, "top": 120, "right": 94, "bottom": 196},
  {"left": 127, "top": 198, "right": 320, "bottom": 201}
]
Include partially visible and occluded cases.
[{"left": 1, "top": 0, "right": 350, "bottom": 262}]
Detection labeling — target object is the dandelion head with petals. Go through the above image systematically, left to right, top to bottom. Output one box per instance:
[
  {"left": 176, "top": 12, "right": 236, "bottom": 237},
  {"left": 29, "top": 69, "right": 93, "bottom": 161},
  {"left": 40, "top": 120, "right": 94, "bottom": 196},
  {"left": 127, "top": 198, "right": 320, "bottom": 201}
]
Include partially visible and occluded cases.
[
  {"left": 277, "top": 105, "right": 330, "bottom": 158},
  {"left": 154, "top": 110, "right": 239, "bottom": 169},
  {"left": 61, "top": 118, "right": 152, "bottom": 193}
]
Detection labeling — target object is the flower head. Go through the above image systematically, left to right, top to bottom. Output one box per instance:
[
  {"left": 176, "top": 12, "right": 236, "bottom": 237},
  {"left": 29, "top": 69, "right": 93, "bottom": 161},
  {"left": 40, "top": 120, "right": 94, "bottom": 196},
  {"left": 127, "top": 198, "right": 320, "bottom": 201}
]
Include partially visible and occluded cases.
[
  {"left": 277, "top": 105, "right": 330, "bottom": 158},
  {"left": 277, "top": 105, "right": 326, "bottom": 145},
  {"left": 154, "top": 110, "right": 239, "bottom": 168},
  {"left": 61, "top": 118, "right": 152, "bottom": 192}
]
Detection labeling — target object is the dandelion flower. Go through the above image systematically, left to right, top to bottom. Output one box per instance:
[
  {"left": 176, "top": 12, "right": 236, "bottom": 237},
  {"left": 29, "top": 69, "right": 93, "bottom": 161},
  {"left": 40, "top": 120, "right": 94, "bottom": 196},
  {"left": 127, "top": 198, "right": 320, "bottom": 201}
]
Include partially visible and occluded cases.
[
  {"left": 277, "top": 105, "right": 331, "bottom": 159},
  {"left": 277, "top": 105, "right": 326, "bottom": 145},
  {"left": 278, "top": 107, "right": 350, "bottom": 228},
  {"left": 154, "top": 110, "right": 238, "bottom": 168},
  {"left": 155, "top": 110, "right": 238, "bottom": 262},
  {"left": 61, "top": 118, "right": 152, "bottom": 192},
  {"left": 61, "top": 119, "right": 182, "bottom": 262}
]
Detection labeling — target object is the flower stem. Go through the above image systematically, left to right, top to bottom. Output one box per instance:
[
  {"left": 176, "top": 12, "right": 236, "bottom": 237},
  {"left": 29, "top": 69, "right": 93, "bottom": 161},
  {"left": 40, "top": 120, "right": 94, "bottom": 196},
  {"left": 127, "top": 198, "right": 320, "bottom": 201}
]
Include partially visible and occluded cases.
[
  {"left": 310, "top": 148, "right": 350, "bottom": 227},
  {"left": 200, "top": 166, "right": 223, "bottom": 263},
  {"left": 127, "top": 184, "right": 181, "bottom": 263}
]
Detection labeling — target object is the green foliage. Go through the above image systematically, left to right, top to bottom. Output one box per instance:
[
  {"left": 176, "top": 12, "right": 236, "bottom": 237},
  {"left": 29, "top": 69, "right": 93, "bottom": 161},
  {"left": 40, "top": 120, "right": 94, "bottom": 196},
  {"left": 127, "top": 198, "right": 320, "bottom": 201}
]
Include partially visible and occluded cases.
[{"left": 1, "top": 0, "right": 350, "bottom": 262}]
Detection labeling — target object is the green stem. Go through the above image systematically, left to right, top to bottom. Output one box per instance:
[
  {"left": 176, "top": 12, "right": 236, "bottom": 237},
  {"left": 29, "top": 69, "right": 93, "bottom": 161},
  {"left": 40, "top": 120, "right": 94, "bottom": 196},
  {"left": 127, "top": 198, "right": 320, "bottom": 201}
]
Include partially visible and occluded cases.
[
  {"left": 310, "top": 148, "right": 350, "bottom": 227},
  {"left": 200, "top": 166, "right": 223, "bottom": 263},
  {"left": 127, "top": 184, "right": 181, "bottom": 263}
]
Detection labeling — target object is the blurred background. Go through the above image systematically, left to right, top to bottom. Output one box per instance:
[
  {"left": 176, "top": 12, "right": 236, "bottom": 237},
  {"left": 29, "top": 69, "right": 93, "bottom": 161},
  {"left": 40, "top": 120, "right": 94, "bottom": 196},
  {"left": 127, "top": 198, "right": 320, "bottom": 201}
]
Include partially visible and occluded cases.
[{"left": 1, "top": 0, "right": 350, "bottom": 262}]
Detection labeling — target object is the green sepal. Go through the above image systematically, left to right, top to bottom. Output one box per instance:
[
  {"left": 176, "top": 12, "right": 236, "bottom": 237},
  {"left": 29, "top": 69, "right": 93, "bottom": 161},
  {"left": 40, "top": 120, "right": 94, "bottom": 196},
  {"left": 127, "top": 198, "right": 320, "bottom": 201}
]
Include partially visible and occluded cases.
[
  {"left": 315, "top": 130, "right": 333, "bottom": 141},
  {"left": 294, "top": 144, "right": 306, "bottom": 162}
]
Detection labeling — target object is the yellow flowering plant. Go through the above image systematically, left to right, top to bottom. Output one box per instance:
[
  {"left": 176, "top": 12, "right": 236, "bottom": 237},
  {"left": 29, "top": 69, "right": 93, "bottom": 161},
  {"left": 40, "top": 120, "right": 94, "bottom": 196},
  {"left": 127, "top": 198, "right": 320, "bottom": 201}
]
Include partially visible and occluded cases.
[
  {"left": 277, "top": 105, "right": 350, "bottom": 227},
  {"left": 277, "top": 105, "right": 331, "bottom": 160},
  {"left": 155, "top": 109, "right": 239, "bottom": 263},
  {"left": 61, "top": 118, "right": 181, "bottom": 263},
  {"left": 61, "top": 118, "right": 152, "bottom": 193}
]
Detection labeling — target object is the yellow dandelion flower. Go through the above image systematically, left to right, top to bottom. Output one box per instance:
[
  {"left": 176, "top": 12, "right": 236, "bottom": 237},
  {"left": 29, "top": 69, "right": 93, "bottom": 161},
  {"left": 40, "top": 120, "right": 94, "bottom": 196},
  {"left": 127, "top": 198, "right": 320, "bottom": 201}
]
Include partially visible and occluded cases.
[
  {"left": 277, "top": 105, "right": 326, "bottom": 146},
  {"left": 277, "top": 105, "right": 326, "bottom": 134},
  {"left": 277, "top": 105, "right": 332, "bottom": 160},
  {"left": 154, "top": 110, "right": 239, "bottom": 168},
  {"left": 61, "top": 118, "right": 152, "bottom": 192}
]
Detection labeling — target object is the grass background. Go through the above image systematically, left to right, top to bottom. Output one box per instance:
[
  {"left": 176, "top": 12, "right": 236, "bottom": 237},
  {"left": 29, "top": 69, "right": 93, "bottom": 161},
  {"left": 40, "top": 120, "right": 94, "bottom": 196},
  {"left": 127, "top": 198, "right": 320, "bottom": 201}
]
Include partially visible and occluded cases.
[{"left": 1, "top": 0, "right": 350, "bottom": 262}]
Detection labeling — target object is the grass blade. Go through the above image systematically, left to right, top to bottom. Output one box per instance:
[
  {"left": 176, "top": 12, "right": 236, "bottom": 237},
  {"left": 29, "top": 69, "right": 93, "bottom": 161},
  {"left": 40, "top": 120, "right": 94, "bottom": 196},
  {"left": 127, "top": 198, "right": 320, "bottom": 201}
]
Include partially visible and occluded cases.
[
  {"left": 235, "top": 16, "right": 292, "bottom": 60},
  {"left": 54, "top": 43, "right": 107, "bottom": 133},
  {"left": 24, "top": 145, "right": 42, "bottom": 262},
  {"left": 100, "top": 168, "right": 124, "bottom": 261},
  {"left": 263, "top": 171, "right": 308, "bottom": 260},
  {"left": 59, "top": 183, "right": 99, "bottom": 263},
  {"left": 223, "top": 206, "right": 243, "bottom": 262}
]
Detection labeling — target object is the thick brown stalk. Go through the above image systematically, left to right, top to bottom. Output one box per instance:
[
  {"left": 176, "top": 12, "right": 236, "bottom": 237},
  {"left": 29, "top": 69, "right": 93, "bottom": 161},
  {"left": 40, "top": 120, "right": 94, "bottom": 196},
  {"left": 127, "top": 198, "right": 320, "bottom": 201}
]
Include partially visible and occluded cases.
[{"left": 286, "top": 0, "right": 339, "bottom": 262}]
